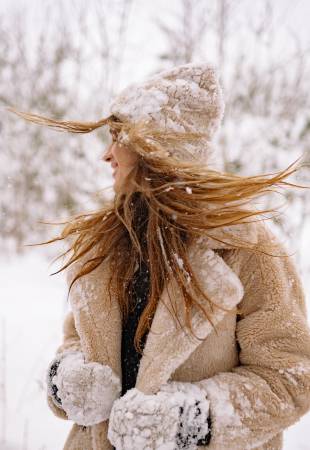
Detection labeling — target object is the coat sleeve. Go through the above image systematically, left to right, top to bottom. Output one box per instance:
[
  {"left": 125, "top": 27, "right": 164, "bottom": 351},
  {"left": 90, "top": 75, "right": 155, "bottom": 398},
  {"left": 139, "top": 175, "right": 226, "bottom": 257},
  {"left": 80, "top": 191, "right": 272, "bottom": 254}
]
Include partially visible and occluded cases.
[
  {"left": 193, "top": 227, "right": 310, "bottom": 449},
  {"left": 46, "top": 310, "right": 83, "bottom": 420}
]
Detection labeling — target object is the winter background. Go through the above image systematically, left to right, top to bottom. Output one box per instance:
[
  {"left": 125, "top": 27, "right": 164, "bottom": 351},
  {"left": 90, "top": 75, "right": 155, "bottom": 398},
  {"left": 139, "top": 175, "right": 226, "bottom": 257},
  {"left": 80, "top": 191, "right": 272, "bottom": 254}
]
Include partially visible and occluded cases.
[{"left": 1, "top": 0, "right": 310, "bottom": 448}]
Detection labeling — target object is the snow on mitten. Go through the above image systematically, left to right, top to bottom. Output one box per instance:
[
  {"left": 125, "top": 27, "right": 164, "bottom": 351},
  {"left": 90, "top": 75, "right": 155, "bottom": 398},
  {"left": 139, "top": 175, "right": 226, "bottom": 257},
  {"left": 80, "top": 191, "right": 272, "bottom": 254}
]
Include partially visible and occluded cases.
[
  {"left": 46, "top": 350, "right": 121, "bottom": 426},
  {"left": 159, "top": 381, "right": 211, "bottom": 448},
  {"left": 107, "top": 382, "right": 210, "bottom": 450}
]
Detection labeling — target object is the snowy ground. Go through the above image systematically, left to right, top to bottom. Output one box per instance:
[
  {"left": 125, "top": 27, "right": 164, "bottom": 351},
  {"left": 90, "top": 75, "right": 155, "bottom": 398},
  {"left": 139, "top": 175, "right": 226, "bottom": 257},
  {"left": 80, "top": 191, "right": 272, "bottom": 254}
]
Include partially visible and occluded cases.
[{"left": 1, "top": 250, "right": 310, "bottom": 450}]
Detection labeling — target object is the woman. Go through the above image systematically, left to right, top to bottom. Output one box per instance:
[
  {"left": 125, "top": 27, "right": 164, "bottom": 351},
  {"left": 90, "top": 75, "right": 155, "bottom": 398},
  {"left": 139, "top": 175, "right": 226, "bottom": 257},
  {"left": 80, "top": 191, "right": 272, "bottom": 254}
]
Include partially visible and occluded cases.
[{"left": 9, "top": 62, "right": 310, "bottom": 450}]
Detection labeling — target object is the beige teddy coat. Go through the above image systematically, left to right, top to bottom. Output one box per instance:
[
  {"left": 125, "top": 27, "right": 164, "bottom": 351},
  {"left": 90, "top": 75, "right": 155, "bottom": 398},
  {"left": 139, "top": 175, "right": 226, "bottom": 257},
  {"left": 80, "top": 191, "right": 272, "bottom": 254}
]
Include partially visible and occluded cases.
[{"left": 47, "top": 220, "right": 310, "bottom": 450}]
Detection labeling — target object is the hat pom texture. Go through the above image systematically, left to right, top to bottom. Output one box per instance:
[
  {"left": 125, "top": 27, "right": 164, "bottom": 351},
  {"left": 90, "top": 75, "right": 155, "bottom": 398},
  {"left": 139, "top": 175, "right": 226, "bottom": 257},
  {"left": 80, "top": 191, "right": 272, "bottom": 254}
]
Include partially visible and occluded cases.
[{"left": 109, "top": 62, "right": 225, "bottom": 167}]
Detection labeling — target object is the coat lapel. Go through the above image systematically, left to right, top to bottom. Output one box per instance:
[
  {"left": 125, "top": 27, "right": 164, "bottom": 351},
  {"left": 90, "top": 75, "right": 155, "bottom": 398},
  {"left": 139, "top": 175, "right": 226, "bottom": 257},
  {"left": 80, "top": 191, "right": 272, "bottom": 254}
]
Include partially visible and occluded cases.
[
  {"left": 69, "top": 222, "right": 258, "bottom": 396},
  {"left": 135, "top": 222, "right": 258, "bottom": 394}
]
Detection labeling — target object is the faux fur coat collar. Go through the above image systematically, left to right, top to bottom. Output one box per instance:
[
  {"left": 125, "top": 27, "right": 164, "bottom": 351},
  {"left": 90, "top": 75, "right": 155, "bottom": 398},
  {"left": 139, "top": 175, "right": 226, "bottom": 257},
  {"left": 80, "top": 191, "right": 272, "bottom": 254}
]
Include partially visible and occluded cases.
[{"left": 47, "top": 221, "right": 310, "bottom": 450}]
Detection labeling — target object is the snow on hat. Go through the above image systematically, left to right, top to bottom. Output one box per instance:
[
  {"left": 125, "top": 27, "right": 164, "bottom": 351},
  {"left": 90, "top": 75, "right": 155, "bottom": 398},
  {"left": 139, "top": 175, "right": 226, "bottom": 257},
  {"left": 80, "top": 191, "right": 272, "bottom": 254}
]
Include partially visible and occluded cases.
[{"left": 108, "top": 62, "right": 225, "bottom": 168}]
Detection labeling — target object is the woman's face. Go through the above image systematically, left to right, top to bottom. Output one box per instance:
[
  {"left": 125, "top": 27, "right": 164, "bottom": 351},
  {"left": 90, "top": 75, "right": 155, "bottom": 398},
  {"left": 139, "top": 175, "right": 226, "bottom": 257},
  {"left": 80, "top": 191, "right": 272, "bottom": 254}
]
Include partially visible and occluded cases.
[{"left": 102, "top": 132, "right": 139, "bottom": 192}]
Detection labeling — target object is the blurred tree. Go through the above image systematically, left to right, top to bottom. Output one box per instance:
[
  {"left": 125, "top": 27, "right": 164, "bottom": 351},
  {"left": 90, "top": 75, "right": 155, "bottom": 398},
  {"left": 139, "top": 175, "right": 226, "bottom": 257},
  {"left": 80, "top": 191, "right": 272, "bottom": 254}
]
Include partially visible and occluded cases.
[{"left": 0, "top": 0, "right": 134, "bottom": 254}]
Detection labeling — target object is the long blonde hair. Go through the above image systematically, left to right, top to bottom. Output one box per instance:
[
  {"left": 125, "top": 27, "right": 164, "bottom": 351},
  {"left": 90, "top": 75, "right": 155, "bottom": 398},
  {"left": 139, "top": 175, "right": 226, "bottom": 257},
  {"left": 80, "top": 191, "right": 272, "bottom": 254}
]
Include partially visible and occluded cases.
[{"left": 8, "top": 106, "right": 308, "bottom": 352}]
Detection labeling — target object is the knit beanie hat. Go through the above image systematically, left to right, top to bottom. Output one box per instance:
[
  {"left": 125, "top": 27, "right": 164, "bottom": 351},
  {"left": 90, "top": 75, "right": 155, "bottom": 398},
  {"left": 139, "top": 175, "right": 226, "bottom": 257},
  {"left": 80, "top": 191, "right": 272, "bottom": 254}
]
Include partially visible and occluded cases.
[{"left": 108, "top": 62, "right": 225, "bottom": 169}]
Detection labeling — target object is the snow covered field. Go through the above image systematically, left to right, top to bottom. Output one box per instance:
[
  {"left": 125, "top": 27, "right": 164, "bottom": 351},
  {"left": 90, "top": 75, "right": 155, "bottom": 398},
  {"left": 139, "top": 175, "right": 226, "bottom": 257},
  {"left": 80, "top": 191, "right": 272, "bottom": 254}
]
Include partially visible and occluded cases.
[
  {"left": 1, "top": 250, "right": 310, "bottom": 449},
  {"left": 0, "top": 251, "right": 71, "bottom": 449}
]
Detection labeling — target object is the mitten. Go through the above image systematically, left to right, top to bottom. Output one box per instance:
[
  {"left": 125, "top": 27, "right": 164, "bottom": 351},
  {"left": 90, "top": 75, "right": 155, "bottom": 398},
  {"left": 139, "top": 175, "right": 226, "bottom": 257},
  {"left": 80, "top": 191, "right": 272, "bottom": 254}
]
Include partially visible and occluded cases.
[
  {"left": 46, "top": 350, "right": 122, "bottom": 426},
  {"left": 107, "top": 381, "right": 210, "bottom": 449},
  {"left": 160, "top": 381, "right": 211, "bottom": 448}
]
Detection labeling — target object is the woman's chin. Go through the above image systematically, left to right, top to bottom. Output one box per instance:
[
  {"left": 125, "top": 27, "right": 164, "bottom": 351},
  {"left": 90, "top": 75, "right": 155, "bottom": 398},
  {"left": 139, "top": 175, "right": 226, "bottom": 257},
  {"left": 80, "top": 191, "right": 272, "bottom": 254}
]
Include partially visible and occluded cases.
[
  {"left": 113, "top": 178, "right": 125, "bottom": 194},
  {"left": 113, "top": 182, "right": 119, "bottom": 193}
]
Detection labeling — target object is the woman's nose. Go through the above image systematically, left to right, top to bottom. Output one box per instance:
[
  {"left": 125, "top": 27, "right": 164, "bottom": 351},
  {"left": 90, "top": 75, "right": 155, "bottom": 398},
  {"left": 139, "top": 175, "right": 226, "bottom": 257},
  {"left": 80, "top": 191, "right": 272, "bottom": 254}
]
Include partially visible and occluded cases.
[{"left": 102, "top": 146, "right": 112, "bottom": 162}]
